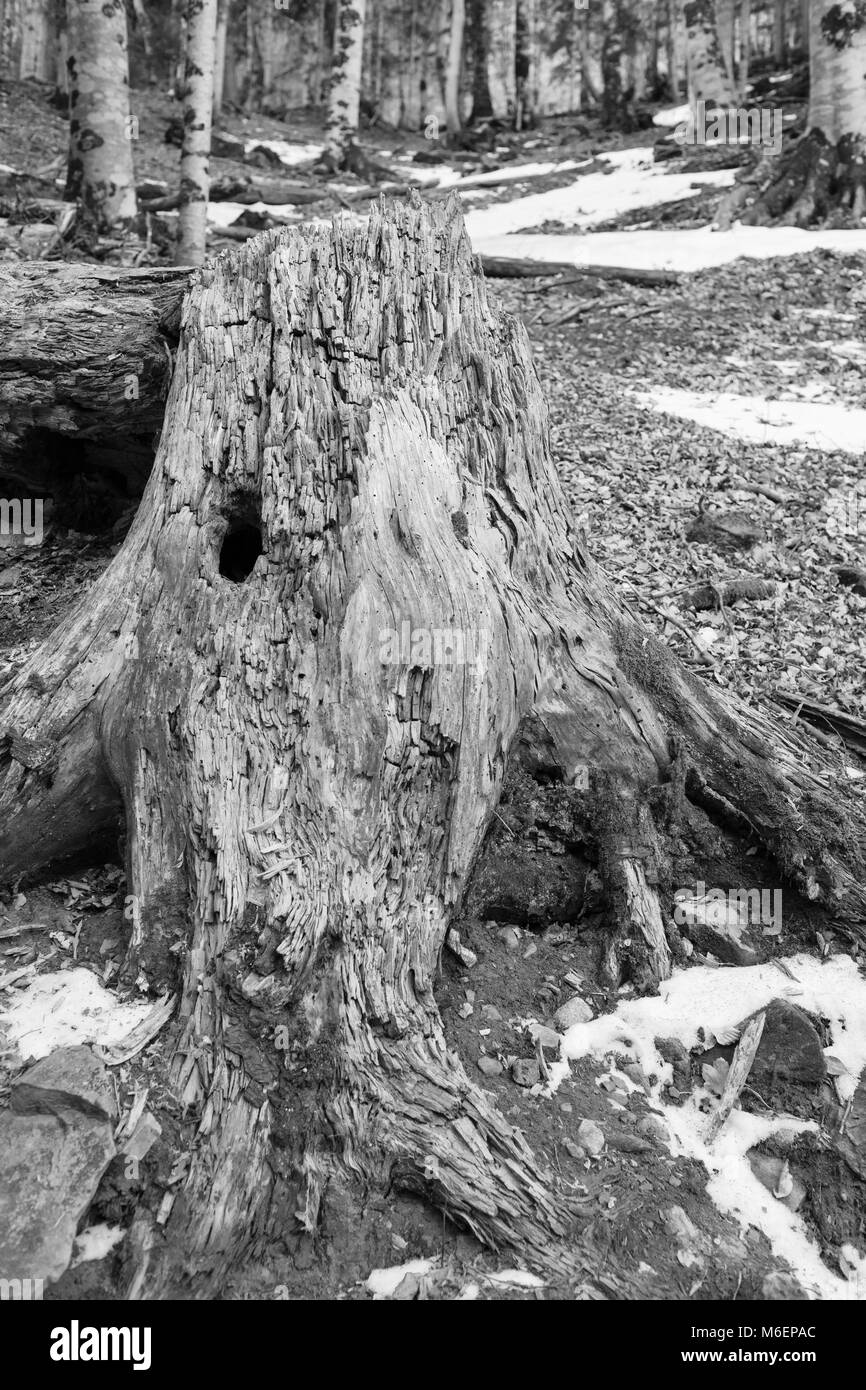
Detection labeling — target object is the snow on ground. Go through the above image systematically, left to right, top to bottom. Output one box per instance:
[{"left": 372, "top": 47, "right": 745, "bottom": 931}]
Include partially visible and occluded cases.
[
  {"left": 653, "top": 103, "right": 691, "bottom": 128},
  {"left": 243, "top": 138, "right": 323, "bottom": 166},
  {"left": 464, "top": 147, "right": 736, "bottom": 239},
  {"left": 398, "top": 159, "right": 583, "bottom": 189},
  {"left": 470, "top": 224, "right": 866, "bottom": 272},
  {"left": 635, "top": 388, "right": 866, "bottom": 455},
  {"left": 547, "top": 953, "right": 866, "bottom": 1299},
  {"left": 0, "top": 968, "right": 154, "bottom": 1061}
]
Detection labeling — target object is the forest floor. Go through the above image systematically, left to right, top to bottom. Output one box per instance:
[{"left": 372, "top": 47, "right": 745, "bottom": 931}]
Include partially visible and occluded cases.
[{"left": 2, "top": 77, "right": 866, "bottom": 1302}]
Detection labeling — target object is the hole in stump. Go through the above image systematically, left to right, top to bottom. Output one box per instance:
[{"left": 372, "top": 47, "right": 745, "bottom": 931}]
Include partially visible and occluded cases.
[{"left": 219, "top": 520, "right": 262, "bottom": 582}]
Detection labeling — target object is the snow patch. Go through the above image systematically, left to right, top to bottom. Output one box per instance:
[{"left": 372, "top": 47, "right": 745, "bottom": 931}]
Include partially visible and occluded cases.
[
  {"left": 243, "top": 138, "right": 322, "bottom": 166},
  {"left": 464, "top": 146, "right": 736, "bottom": 239},
  {"left": 469, "top": 225, "right": 866, "bottom": 273},
  {"left": 635, "top": 387, "right": 866, "bottom": 454},
  {"left": 554, "top": 953, "right": 866, "bottom": 1299},
  {"left": 0, "top": 968, "right": 155, "bottom": 1061},
  {"left": 71, "top": 1224, "right": 126, "bottom": 1267},
  {"left": 364, "top": 1257, "right": 437, "bottom": 1296}
]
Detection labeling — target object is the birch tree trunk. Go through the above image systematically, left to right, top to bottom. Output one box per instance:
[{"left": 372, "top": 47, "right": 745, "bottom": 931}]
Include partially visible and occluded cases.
[
  {"left": 19, "top": 0, "right": 51, "bottom": 78},
  {"left": 64, "top": 0, "right": 137, "bottom": 229},
  {"left": 176, "top": 0, "right": 218, "bottom": 266},
  {"left": 213, "top": 0, "right": 228, "bottom": 118},
  {"left": 325, "top": 0, "right": 367, "bottom": 166},
  {"left": 445, "top": 0, "right": 466, "bottom": 136},
  {"left": 468, "top": 0, "right": 493, "bottom": 120},
  {"left": 682, "top": 0, "right": 738, "bottom": 104},
  {"left": 719, "top": 0, "right": 866, "bottom": 223},
  {"left": 4, "top": 201, "right": 866, "bottom": 1293}
]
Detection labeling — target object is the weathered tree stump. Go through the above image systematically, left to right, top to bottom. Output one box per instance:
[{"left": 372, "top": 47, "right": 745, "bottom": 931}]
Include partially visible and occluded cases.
[{"left": 2, "top": 197, "right": 865, "bottom": 1293}]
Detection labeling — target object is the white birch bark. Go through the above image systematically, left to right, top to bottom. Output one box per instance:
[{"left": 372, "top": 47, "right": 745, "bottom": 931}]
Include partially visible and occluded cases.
[
  {"left": 65, "top": 0, "right": 137, "bottom": 228},
  {"left": 176, "top": 0, "right": 218, "bottom": 266},
  {"left": 326, "top": 0, "right": 367, "bottom": 162},
  {"left": 445, "top": 0, "right": 466, "bottom": 136}
]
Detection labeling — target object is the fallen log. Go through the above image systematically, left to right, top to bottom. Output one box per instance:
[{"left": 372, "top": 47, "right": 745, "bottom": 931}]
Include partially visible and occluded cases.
[
  {"left": 478, "top": 254, "right": 681, "bottom": 287},
  {"left": 0, "top": 262, "right": 188, "bottom": 490},
  {"left": 774, "top": 689, "right": 866, "bottom": 757}
]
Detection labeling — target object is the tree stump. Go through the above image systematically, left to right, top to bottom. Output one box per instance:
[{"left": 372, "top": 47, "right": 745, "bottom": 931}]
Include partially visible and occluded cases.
[{"left": 2, "top": 196, "right": 865, "bottom": 1293}]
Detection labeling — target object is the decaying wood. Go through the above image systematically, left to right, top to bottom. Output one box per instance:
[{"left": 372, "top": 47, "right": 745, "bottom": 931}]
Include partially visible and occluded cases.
[
  {"left": 3, "top": 199, "right": 866, "bottom": 1293},
  {"left": 479, "top": 255, "right": 681, "bottom": 286},
  {"left": 0, "top": 262, "right": 188, "bottom": 488},
  {"left": 683, "top": 577, "right": 775, "bottom": 610},
  {"left": 774, "top": 689, "right": 866, "bottom": 758},
  {"left": 707, "top": 1011, "right": 766, "bottom": 1142}
]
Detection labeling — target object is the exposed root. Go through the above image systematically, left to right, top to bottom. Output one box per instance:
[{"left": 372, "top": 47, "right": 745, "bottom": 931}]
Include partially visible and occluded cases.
[{"left": 717, "top": 130, "right": 866, "bottom": 228}]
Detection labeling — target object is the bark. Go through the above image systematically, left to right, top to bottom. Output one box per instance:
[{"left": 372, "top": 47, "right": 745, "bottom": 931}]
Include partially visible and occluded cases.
[
  {"left": 19, "top": 0, "right": 51, "bottom": 79},
  {"left": 64, "top": 0, "right": 137, "bottom": 229},
  {"left": 176, "top": 0, "right": 218, "bottom": 266},
  {"left": 213, "top": 0, "right": 227, "bottom": 117},
  {"left": 326, "top": 0, "right": 367, "bottom": 164},
  {"left": 445, "top": 0, "right": 466, "bottom": 137},
  {"left": 468, "top": 0, "right": 494, "bottom": 120},
  {"left": 515, "top": 0, "right": 534, "bottom": 127},
  {"left": 667, "top": 0, "right": 683, "bottom": 99},
  {"left": 682, "top": 0, "right": 738, "bottom": 104},
  {"left": 715, "top": 0, "right": 737, "bottom": 91},
  {"left": 718, "top": 0, "right": 866, "bottom": 224},
  {"left": 737, "top": 0, "right": 750, "bottom": 89},
  {"left": 773, "top": 0, "right": 787, "bottom": 63},
  {"left": 4, "top": 203, "right": 866, "bottom": 1291},
  {"left": 0, "top": 263, "right": 185, "bottom": 491}
]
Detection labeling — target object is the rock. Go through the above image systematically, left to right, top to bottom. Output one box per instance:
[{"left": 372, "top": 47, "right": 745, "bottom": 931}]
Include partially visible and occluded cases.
[
  {"left": 497, "top": 926, "right": 521, "bottom": 951},
  {"left": 554, "top": 995, "right": 593, "bottom": 1030},
  {"left": 750, "top": 999, "right": 826, "bottom": 1091},
  {"left": 457, "top": 1001, "right": 474, "bottom": 1019},
  {"left": 480, "top": 1004, "right": 501, "bottom": 1021},
  {"left": 526, "top": 1021, "right": 561, "bottom": 1053},
  {"left": 656, "top": 1036, "right": 691, "bottom": 1088},
  {"left": 10, "top": 1046, "right": 116, "bottom": 1121},
  {"left": 477, "top": 1055, "right": 502, "bottom": 1078},
  {"left": 511, "top": 1058, "right": 541, "bottom": 1087},
  {"left": 622, "top": 1063, "right": 650, "bottom": 1093},
  {"left": 836, "top": 1073, "right": 866, "bottom": 1179},
  {"left": 559, "top": 1102, "right": 573, "bottom": 1114},
  {"left": 0, "top": 1111, "right": 115, "bottom": 1283},
  {"left": 637, "top": 1114, "right": 671, "bottom": 1146},
  {"left": 576, "top": 1119, "right": 605, "bottom": 1155},
  {"left": 606, "top": 1131, "right": 652, "bottom": 1153},
  {"left": 563, "top": 1139, "right": 585, "bottom": 1160},
  {"left": 748, "top": 1153, "right": 806, "bottom": 1212},
  {"left": 663, "top": 1204, "right": 700, "bottom": 1245},
  {"left": 762, "top": 1271, "right": 808, "bottom": 1301},
  {"left": 391, "top": 1272, "right": 421, "bottom": 1300}
]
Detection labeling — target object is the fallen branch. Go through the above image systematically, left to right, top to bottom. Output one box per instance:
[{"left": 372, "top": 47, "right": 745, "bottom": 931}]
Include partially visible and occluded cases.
[
  {"left": 479, "top": 255, "right": 681, "bottom": 287},
  {"left": 683, "top": 578, "right": 774, "bottom": 611},
  {"left": 774, "top": 690, "right": 866, "bottom": 757},
  {"left": 707, "top": 1011, "right": 766, "bottom": 1142}
]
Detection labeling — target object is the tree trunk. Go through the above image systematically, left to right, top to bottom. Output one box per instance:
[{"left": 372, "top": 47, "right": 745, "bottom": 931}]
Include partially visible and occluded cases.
[
  {"left": 19, "top": 0, "right": 51, "bottom": 79},
  {"left": 64, "top": 0, "right": 137, "bottom": 229},
  {"left": 176, "top": 0, "right": 218, "bottom": 266},
  {"left": 213, "top": 0, "right": 228, "bottom": 117},
  {"left": 325, "top": 0, "right": 367, "bottom": 165},
  {"left": 444, "top": 0, "right": 465, "bottom": 137},
  {"left": 468, "top": 0, "right": 493, "bottom": 120},
  {"left": 514, "top": 0, "right": 534, "bottom": 126},
  {"left": 667, "top": 0, "right": 683, "bottom": 99},
  {"left": 682, "top": 0, "right": 738, "bottom": 104},
  {"left": 715, "top": 0, "right": 737, "bottom": 92},
  {"left": 719, "top": 0, "right": 866, "bottom": 224},
  {"left": 737, "top": 0, "right": 750, "bottom": 89},
  {"left": 773, "top": 0, "right": 786, "bottom": 64},
  {"left": 3, "top": 202, "right": 866, "bottom": 1294}
]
